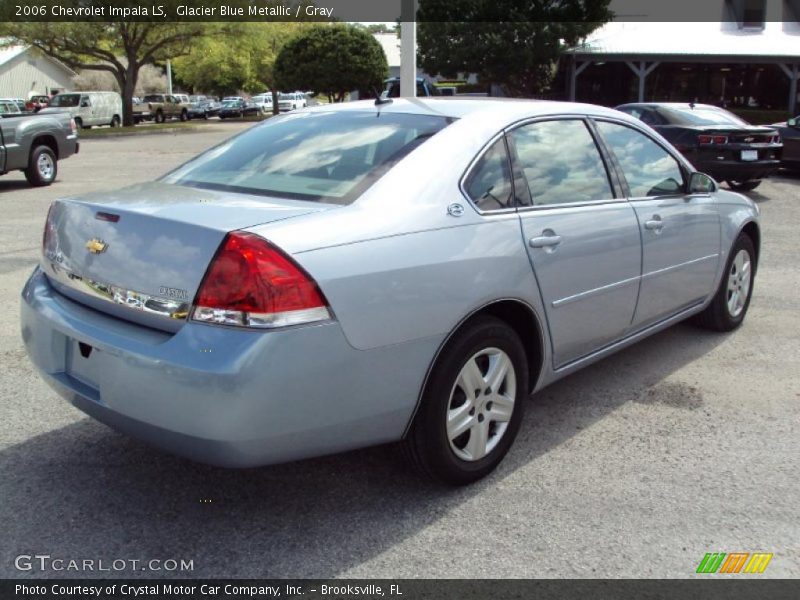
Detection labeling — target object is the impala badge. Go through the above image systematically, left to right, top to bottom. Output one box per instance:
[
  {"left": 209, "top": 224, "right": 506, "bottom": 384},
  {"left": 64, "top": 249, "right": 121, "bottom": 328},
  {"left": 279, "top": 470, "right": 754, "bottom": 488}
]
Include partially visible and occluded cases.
[
  {"left": 743, "top": 137, "right": 754, "bottom": 143},
  {"left": 85, "top": 238, "right": 108, "bottom": 254}
]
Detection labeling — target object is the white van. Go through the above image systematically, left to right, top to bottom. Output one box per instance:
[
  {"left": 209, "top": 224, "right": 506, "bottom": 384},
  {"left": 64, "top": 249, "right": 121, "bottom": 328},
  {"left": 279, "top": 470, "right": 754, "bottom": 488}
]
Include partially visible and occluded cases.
[{"left": 39, "top": 91, "right": 123, "bottom": 128}]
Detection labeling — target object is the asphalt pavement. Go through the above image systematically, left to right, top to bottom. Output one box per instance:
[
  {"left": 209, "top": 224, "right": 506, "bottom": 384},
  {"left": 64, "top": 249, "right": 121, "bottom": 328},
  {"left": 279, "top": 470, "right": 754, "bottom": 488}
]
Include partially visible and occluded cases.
[{"left": 0, "top": 123, "right": 798, "bottom": 578}]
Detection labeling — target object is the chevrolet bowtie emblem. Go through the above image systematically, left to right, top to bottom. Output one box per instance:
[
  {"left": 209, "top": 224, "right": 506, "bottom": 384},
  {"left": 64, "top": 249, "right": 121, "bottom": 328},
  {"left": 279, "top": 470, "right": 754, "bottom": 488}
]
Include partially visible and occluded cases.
[{"left": 85, "top": 238, "right": 108, "bottom": 254}]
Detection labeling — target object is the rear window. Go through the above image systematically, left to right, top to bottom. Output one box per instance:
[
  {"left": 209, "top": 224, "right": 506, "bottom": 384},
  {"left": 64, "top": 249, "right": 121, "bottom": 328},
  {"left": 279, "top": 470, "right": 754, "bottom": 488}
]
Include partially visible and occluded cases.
[
  {"left": 48, "top": 94, "right": 80, "bottom": 107},
  {"left": 661, "top": 106, "right": 749, "bottom": 127},
  {"left": 164, "top": 111, "right": 452, "bottom": 204}
]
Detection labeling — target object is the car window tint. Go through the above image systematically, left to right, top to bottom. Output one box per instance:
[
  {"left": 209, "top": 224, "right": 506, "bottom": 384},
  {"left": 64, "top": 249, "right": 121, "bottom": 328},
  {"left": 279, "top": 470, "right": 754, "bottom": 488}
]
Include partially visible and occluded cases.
[
  {"left": 165, "top": 111, "right": 451, "bottom": 205},
  {"left": 510, "top": 119, "right": 613, "bottom": 206},
  {"left": 596, "top": 121, "right": 685, "bottom": 197},
  {"left": 464, "top": 138, "right": 514, "bottom": 211}
]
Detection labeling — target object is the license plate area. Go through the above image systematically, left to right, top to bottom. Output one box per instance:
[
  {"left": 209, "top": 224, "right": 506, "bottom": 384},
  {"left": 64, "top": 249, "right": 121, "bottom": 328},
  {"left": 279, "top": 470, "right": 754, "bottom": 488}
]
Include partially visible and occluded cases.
[
  {"left": 741, "top": 150, "right": 758, "bottom": 161},
  {"left": 65, "top": 338, "right": 103, "bottom": 391}
]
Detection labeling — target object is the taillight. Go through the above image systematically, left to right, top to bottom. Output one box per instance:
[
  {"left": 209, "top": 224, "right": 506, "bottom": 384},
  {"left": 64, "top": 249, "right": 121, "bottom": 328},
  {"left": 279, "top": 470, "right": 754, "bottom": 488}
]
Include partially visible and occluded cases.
[
  {"left": 69, "top": 118, "right": 77, "bottom": 135},
  {"left": 771, "top": 134, "right": 781, "bottom": 144},
  {"left": 698, "top": 135, "right": 728, "bottom": 145},
  {"left": 42, "top": 203, "right": 57, "bottom": 258},
  {"left": 192, "top": 232, "right": 330, "bottom": 328}
]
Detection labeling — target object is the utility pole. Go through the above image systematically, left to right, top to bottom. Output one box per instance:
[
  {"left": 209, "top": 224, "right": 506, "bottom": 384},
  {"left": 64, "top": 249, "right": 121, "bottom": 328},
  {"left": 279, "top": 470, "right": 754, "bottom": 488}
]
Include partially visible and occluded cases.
[
  {"left": 400, "top": 0, "right": 417, "bottom": 97},
  {"left": 166, "top": 59, "right": 173, "bottom": 95}
]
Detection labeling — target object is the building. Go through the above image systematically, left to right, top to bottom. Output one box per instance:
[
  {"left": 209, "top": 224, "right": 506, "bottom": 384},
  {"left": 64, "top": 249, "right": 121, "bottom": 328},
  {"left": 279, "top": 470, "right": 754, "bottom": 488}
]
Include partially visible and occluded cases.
[
  {"left": 563, "top": 0, "right": 800, "bottom": 114},
  {"left": 374, "top": 33, "right": 403, "bottom": 79},
  {"left": 0, "top": 43, "right": 76, "bottom": 99}
]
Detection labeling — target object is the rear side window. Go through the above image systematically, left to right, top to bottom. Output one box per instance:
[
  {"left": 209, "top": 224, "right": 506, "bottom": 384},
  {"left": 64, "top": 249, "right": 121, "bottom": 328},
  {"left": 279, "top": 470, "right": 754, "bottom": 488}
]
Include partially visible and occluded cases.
[
  {"left": 165, "top": 111, "right": 451, "bottom": 204},
  {"left": 509, "top": 119, "right": 613, "bottom": 206},
  {"left": 595, "top": 121, "right": 685, "bottom": 197},
  {"left": 464, "top": 138, "right": 515, "bottom": 211}
]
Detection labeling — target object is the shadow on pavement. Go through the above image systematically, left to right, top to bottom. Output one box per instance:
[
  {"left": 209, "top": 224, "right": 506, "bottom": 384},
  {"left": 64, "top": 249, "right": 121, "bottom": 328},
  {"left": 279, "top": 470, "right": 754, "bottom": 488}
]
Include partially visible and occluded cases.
[{"left": 0, "top": 323, "right": 726, "bottom": 578}]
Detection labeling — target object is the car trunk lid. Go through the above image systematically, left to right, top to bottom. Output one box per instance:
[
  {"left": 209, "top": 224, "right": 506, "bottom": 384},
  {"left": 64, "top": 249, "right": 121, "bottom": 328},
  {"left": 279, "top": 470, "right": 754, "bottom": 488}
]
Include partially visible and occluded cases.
[{"left": 41, "top": 181, "right": 334, "bottom": 332}]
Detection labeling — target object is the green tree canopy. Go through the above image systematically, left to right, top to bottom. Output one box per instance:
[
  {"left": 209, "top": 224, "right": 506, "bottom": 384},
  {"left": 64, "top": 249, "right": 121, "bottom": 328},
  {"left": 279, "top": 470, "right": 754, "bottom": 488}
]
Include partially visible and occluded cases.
[
  {"left": 418, "top": 0, "right": 613, "bottom": 97},
  {"left": 2, "top": 19, "right": 208, "bottom": 125},
  {"left": 173, "top": 23, "right": 307, "bottom": 104},
  {"left": 274, "top": 24, "right": 388, "bottom": 102}
]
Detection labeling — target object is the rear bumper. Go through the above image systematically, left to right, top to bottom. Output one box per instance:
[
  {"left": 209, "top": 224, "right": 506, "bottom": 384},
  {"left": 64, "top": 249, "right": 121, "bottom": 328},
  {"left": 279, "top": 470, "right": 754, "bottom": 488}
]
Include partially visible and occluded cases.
[
  {"left": 695, "top": 159, "right": 781, "bottom": 181},
  {"left": 21, "top": 267, "right": 435, "bottom": 467}
]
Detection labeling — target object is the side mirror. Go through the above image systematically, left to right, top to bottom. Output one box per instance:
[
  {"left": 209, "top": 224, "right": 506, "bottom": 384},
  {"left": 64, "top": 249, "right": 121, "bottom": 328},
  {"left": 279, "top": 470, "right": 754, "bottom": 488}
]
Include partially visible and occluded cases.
[
  {"left": 80, "top": 101, "right": 90, "bottom": 108},
  {"left": 788, "top": 117, "right": 797, "bottom": 128},
  {"left": 689, "top": 172, "right": 716, "bottom": 194}
]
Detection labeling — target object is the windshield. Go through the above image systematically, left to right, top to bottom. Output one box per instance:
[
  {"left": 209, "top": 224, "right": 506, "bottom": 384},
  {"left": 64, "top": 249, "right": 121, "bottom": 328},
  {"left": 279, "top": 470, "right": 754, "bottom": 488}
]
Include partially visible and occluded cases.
[
  {"left": 48, "top": 94, "right": 80, "bottom": 107},
  {"left": 222, "top": 100, "right": 239, "bottom": 107},
  {"left": 662, "top": 106, "right": 749, "bottom": 127},
  {"left": 164, "top": 111, "right": 452, "bottom": 204}
]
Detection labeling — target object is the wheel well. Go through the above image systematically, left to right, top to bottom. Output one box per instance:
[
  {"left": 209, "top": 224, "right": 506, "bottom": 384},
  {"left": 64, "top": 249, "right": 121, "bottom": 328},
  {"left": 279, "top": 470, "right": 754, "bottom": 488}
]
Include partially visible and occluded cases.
[
  {"left": 31, "top": 135, "right": 58, "bottom": 159},
  {"left": 741, "top": 221, "right": 760, "bottom": 268},
  {"left": 471, "top": 300, "right": 544, "bottom": 394}
]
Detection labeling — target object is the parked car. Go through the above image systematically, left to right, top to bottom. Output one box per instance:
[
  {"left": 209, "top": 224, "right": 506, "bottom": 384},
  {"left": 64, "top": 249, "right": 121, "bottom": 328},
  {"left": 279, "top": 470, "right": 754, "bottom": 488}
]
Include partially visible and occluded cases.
[
  {"left": 384, "top": 76, "right": 442, "bottom": 98},
  {"left": 39, "top": 91, "right": 123, "bottom": 129},
  {"left": 278, "top": 92, "right": 307, "bottom": 112},
  {"left": 251, "top": 93, "right": 274, "bottom": 114},
  {"left": 139, "top": 94, "right": 191, "bottom": 123},
  {"left": 25, "top": 95, "right": 50, "bottom": 113},
  {"left": 189, "top": 95, "right": 208, "bottom": 103},
  {"left": 222, "top": 96, "right": 244, "bottom": 103},
  {"left": 22, "top": 99, "right": 760, "bottom": 485},
  {"left": 187, "top": 99, "right": 220, "bottom": 120},
  {"left": 218, "top": 99, "right": 261, "bottom": 118},
  {"left": 0, "top": 100, "right": 25, "bottom": 117},
  {"left": 616, "top": 102, "right": 782, "bottom": 191},
  {"left": 1, "top": 111, "right": 78, "bottom": 185},
  {"left": 770, "top": 115, "right": 800, "bottom": 170}
]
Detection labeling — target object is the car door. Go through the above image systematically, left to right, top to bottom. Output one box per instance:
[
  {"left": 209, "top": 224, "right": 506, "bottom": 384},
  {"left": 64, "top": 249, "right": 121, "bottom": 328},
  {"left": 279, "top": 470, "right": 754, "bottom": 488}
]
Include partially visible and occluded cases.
[
  {"left": 78, "top": 94, "right": 94, "bottom": 125},
  {"left": 508, "top": 118, "right": 642, "bottom": 368},
  {"left": 593, "top": 119, "right": 721, "bottom": 329}
]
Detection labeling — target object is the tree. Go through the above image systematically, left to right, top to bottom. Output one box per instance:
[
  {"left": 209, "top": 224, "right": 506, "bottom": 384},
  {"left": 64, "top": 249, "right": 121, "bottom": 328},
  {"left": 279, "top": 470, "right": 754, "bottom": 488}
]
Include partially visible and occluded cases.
[
  {"left": 417, "top": 0, "right": 612, "bottom": 97},
  {"left": 3, "top": 20, "right": 207, "bottom": 125},
  {"left": 173, "top": 23, "right": 307, "bottom": 114},
  {"left": 274, "top": 24, "right": 388, "bottom": 103}
]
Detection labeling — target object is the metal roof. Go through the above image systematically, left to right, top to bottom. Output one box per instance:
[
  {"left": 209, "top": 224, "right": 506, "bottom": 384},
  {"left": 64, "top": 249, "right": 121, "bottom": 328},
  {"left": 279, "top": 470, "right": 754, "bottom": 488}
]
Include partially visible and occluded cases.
[{"left": 567, "top": 21, "right": 800, "bottom": 60}]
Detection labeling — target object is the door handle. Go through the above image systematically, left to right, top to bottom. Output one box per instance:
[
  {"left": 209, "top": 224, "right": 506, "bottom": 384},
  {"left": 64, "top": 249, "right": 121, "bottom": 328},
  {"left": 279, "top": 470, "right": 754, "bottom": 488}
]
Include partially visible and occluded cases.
[
  {"left": 644, "top": 218, "right": 664, "bottom": 231},
  {"left": 529, "top": 234, "right": 563, "bottom": 248}
]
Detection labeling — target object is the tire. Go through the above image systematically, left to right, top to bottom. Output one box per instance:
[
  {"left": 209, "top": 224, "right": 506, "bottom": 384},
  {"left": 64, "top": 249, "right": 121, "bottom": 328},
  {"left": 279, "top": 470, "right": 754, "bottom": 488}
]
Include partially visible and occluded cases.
[
  {"left": 154, "top": 110, "right": 164, "bottom": 124},
  {"left": 110, "top": 115, "right": 121, "bottom": 127},
  {"left": 73, "top": 117, "right": 83, "bottom": 129},
  {"left": 24, "top": 145, "right": 57, "bottom": 187},
  {"left": 727, "top": 180, "right": 762, "bottom": 192},
  {"left": 694, "top": 234, "right": 756, "bottom": 332},
  {"left": 403, "top": 315, "right": 528, "bottom": 486}
]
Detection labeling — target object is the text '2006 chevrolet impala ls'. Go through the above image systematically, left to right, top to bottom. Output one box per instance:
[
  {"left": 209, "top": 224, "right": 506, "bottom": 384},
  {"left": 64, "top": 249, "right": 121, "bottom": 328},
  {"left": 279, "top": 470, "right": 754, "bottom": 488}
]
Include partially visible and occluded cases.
[{"left": 21, "top": 99, "right": 760, "bottom": 485}]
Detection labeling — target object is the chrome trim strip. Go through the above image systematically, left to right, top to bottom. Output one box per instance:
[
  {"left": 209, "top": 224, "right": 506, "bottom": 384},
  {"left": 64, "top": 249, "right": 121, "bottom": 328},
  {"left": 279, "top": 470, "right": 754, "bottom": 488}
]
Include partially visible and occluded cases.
[
  {"left": 551, "top": 253, "right": 719, "bottom": 309},
  {"left": 641, "top": 253, "right": 719, "bottom": 280},
  {"left": 44, "top": 261, "right": 190, "bottom": 320},
  {"left": 551, "top": 275, "right": 641, "bottom": 308}
]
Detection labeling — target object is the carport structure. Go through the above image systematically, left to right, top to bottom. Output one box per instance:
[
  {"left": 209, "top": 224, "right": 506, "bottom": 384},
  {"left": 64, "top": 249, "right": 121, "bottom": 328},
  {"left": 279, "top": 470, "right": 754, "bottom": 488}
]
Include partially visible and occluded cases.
[{"left": 564, "top": 20, "right": 800, "bottom": 113}]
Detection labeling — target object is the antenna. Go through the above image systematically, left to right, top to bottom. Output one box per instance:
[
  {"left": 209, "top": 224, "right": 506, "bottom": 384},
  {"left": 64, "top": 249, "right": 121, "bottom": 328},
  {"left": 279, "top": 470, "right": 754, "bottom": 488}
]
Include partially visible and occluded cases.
[{"left": 374, "top": 87, "right": 393, "bottom": 106}]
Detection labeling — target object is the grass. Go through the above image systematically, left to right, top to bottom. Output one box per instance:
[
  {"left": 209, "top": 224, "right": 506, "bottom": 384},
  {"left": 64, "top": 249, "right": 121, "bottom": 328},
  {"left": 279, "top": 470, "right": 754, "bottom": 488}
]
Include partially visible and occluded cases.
[
  {"left": 78, "top": 114, "right": 272, "bottom": 138},
  {"left": 78, "top": 121, "right": 203, "bottom": 138}
]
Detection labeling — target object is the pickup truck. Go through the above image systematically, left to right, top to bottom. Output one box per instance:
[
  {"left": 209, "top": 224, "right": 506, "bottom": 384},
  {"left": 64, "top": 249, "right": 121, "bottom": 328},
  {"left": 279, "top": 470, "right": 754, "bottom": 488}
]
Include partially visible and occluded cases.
[
  {"left": 138, "top": 94, "right": 191, "bottom": 123},
  {"left": 0, "top": 112, "right": 79, "bottom": 186}
]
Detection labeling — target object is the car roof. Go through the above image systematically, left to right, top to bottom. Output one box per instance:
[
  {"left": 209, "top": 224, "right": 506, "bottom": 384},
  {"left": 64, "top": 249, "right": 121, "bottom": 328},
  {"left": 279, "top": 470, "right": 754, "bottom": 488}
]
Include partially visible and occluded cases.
[
  {"left": 305, "top": 98, "right": 627, "bottom": 121},
  {"left": 617, "top": 102, "right": 722, "bottom": 111}
]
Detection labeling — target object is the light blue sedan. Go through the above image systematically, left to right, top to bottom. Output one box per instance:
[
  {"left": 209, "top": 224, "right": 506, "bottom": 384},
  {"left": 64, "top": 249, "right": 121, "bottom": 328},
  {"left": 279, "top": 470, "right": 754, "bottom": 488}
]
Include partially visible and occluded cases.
[{"left": 21, "top": 99, "right": 760, "bottom": 485}]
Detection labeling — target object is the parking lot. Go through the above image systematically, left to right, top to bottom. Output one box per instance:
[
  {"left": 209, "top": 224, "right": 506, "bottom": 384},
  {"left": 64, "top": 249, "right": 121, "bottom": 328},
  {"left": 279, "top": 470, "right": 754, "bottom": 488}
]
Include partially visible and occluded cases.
[{"left": 1, "top": 123, "right": 798, "bottom": 578}]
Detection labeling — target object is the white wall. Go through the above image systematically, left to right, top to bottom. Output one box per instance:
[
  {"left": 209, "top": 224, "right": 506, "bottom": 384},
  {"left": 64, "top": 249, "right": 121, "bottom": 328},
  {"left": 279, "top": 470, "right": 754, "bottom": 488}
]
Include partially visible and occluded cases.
[{"left": 0, "top": 48, "right": 74, "bottom": 98}]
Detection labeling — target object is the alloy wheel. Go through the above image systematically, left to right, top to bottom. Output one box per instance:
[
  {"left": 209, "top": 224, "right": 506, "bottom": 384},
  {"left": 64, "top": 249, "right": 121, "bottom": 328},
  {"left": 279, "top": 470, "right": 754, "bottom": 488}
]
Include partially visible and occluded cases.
[
  {"left": 727, "top": 249, "right": 752, "bottom": 317},
  {"left": 447, "top": 347, "right": 516, "bottom": 462}
]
